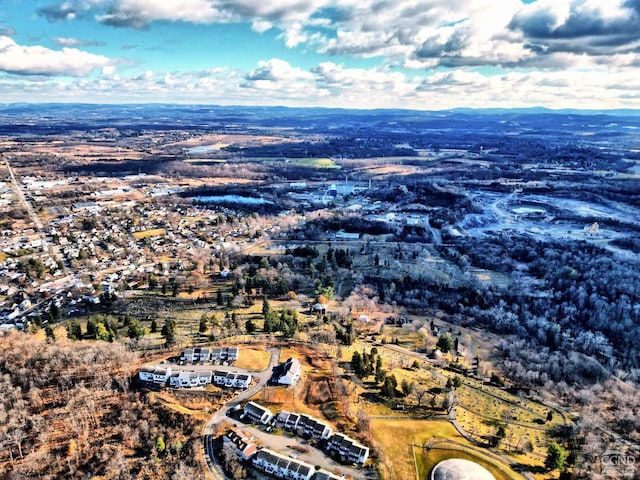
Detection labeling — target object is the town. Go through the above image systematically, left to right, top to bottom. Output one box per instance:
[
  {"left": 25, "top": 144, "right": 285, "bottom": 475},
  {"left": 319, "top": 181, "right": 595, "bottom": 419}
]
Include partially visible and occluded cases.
[{"left": 1, "top": 104, "right": 639, "bottom": 480}]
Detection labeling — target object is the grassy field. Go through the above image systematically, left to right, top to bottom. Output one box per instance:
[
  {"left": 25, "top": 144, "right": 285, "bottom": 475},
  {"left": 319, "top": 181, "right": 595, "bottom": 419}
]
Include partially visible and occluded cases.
[
  {"left": 294, "top": 158, "right": 340, "bottom": 169},
  {"left": 132, "top": 228, "right": 167, "bottom": 239},
  {"left": 234, "top": 347, "right": 271, "bottom": 371},
  {"left": 370, "top": 418, "right": 524, "bottom": 480},
  {"left": 416, "top": 445, "right": 523, "bottom": 480}
]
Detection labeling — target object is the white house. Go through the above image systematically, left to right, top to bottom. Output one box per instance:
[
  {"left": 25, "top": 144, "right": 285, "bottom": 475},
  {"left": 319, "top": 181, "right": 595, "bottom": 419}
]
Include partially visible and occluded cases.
[
  {"left": 227, "top": 346, "right": 239, "bottom": 362},
  {"left": 194, "top": 347, "right": 211, "bottom": 363},
  {"left": 181, "top": 348, "right": 195, "bottom": 363},
  {"left": 275, "top": 358, "right": 301, "bottom": 385},
  {"left": 138, "top": 366, "right": 155, "bottom": 382},
  {"left": 150, "top": 367, "right": 172, "bottom": 385},
  {"left": 197, "top": 370, "right": 213, "bottom": 386},
  {"left": 213, "top": 370, "right": 228, "bottom": 385},
  {"left": 213, "top": 371, "right": 252, "bottom": 389},
  {"left": 169, "top": 373, "right": 181, "bottom": 388},
  {"left": 234, "top": 373, "right": 251, "bottom": 389},
  {"left": 243, "top": 401, "right": 273, "bottom": 425},
  {"left": 276, "top": 411, "right": 301, "bottom": 430},
  {"left": 297, "top": 414, "right": 333, "bottom": 440},
  {"left": 223, "top": 428, "right": 258, "bottom": 460},
  {"left": 327, "top": 433, "right": 369, "bottom": 465},
  {"left": 252, "top": 449, "right": 314, "bottom": 480},
  {"left": 314, "top": 471, "right": 343, "bottom": 480}
]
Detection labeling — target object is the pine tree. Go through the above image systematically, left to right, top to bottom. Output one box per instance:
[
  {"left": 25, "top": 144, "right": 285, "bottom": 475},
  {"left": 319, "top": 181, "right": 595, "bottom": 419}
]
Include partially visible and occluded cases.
[{"left": 545, "top": 442, "right": 567, "bottom": 471}]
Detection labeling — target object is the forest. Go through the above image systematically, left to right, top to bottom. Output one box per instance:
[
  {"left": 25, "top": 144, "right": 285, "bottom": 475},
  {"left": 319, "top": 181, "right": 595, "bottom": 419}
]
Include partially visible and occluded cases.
[{"left": 0, "top": 333, "right": 205, "bottom": 479}]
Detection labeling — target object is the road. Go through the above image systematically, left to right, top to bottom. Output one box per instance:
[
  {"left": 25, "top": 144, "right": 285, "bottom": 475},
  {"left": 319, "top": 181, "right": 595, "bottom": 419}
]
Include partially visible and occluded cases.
[
  {"left": 3, "top": 156, "right": 72, "bottom": 278},
  {"left": 200, "top": 347, "right": 372, "bottom": 480},
  {"left": 202, "top": 347, "right": 280, "bottom": 480}
]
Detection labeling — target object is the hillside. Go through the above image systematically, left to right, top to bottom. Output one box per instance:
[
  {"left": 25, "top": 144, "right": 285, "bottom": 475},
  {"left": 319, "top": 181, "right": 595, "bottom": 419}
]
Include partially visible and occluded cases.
[{"left": 0, "top": 332, "right": 205, "bottom": 479}]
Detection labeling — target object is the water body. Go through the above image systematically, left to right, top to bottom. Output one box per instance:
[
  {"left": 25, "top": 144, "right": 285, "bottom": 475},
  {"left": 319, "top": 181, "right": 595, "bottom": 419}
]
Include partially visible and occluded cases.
[{"left": 187, "top": 145, "right": 216, "bottom": 154}]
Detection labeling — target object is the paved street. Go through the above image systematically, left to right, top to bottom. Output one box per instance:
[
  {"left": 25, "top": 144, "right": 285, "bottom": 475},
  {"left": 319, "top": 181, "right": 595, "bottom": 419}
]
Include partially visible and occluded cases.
[
  {"left": 200, "top": 346, "right": 372, "bottom": 480},
  {"left": 202, "top": 347, "right": 280, "bottom": 479}
]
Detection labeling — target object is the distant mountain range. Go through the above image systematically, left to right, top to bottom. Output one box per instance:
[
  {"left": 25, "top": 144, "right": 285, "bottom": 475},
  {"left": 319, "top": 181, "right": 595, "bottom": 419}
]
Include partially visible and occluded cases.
[{"left": 1, "top": 103, "right": 639, "bottom": 137}]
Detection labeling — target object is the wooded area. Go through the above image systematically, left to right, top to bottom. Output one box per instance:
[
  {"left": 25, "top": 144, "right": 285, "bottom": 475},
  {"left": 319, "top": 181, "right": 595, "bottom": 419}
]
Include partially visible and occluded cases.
[{"left": 0, "top": 333, "right": 205, "bottom": 479}]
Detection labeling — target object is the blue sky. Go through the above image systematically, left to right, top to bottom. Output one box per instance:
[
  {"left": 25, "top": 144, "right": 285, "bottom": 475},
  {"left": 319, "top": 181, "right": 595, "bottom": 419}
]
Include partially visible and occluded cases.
[{"left": 0, "top": 0, "right": 638, "bottom": 109}]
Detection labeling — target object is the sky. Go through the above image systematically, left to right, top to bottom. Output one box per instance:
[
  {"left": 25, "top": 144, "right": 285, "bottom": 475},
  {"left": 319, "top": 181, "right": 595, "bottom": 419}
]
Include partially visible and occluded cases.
[{"left": 0, "top": 0, "right": 639, "bottom": 109}]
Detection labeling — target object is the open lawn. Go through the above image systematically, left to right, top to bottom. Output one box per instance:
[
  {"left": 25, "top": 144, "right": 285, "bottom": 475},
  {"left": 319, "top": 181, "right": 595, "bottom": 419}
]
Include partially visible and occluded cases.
[
  {"left": 294, "top": 158, "right": 340, "bottom": 169},
  {"left": 132, "top": 228, "right": 167, "bottom": 239},
  {"left": 234, "top": 347, "right": 271, "bottom": 371},
  {"left": 370, "top": 418, "right": 462, "bottom": 480},
  {"left": 371, "top": 418, "right": 524, "bottom": 480},
  {"left": 417, "top": 445, "right": 523, "bottom": 480}
]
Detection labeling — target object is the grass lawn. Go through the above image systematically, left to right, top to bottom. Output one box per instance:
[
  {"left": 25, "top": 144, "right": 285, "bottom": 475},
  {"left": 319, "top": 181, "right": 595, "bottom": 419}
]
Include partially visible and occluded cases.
[
  {"left": 294, "top": 158, "right": 340, "bottom": 169},
  {"left": 132, "top": 228, "right": 167, "bottom": 239},
  {"left": 234, "top": 347, "right": 272, "bottom": 371},
  {"left": 370, "top": 418, "right": 462, "bottom": 480},
  {"left": 417, "top": 446, "right": 523, "bottom": 480}
]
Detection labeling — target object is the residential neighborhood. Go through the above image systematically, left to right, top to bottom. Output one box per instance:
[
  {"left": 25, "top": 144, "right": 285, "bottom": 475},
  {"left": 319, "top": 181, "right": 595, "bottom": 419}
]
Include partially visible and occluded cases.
[{"left": 240, "top": 401, "right": 370, "bottom": 469}]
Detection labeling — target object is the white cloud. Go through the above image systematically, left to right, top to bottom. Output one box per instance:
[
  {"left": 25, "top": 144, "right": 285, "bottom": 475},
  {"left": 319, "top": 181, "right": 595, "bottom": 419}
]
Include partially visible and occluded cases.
[
  {"left": 36, "top": 0, "right": 640, "bottom": 72},
  {"left": 0, "top": 36, "right": 113, "bottom": 76},
  {"left": 53, "top": 37, "right": 103, "bottom": 47},
  {"left": 2, "top": 55, "right": 637, "bottom": 110}
]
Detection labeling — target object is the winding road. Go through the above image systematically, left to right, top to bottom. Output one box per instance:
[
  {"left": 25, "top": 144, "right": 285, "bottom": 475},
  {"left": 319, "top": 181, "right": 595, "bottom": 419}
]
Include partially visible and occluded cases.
[{"left": 202, "top": 347, "right": 280, "bottom": 479}]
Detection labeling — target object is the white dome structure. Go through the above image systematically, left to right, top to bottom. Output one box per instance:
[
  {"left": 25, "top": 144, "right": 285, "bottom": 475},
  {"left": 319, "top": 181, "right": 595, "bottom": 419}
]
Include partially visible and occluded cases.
[{"left": 431, "top": 459, "right": 496, "bottom": 480}]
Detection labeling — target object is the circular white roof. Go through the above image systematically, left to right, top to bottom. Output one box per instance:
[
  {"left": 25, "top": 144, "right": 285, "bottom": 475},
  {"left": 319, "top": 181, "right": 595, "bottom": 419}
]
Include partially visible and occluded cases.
[{"left": 431, "top": 459, "right": 496, "bottom": 480}]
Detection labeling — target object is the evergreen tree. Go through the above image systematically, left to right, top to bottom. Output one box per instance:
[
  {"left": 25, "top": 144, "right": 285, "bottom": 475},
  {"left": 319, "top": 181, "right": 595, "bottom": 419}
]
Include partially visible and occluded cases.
[
  {"left": 199, "top": 315, "right": 208, "bottom": 334},
  {"left": 150, "top": 318, "right": 158, "bottom": 333},
  {"left": 161, "top": 319, "right": 177, "bottom": 345},
  {"left": 246, "top": 319, "right": 256, "bottom": 334},
  {"left": 66, "top": 320, "right": 82, "bottom": 340},
  {"left": 127, "top": 320, "right": 144, "bottom": 340},
  {"left": 45, "top": 323, "right": 55, "bottom": 342},
  {"left": 437, "top": 333, "right": 454, "bottom": 353},
  {"left": 351, "top": 351, "right": 365, "bottom": 377},
  {"left": 381, "top": 375, "right": 398, "bottom": 398},
  {"left": 545, "top": 442, "right": 567, "bottom": 471}
]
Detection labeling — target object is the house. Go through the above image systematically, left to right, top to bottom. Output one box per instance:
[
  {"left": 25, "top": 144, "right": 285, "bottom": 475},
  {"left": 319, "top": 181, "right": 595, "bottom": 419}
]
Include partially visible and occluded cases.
[
  {"left": 211, "top": 346, "right": 240, "bottom": 363},
  {"left": 227, "top": 346, "right": 239, "bottom": 362},
  {"left": 194, "top": 347, "right": 211, "bottom": 363},
  {"left": 181, "top": 348, "right": 195, "bottom": 363},
  {"left": 274, "top": 357, "right": 301, "bottom": 385},
  {"left": 138, "top": 366, "right": 155, "bottom": 383},
  {"left": 143, "top": 366, "right": 171, "bottom": 385},
  {"left": 197, "top": 370, "right": 213, "bottom": 386},
  {"left": 213, "top": 370, "right": 228, "bottom": 385},
  {"left": 213, "top": 371, "right": 252, "bottom": 389},
  {"left": 169, "top": 372, "right": 181, "bottom": 388},
  {"left": 234, "top": 373, "right": 251, "bottom": 389},
  {"left": 243, "top": 401, "right": 274, "bottom": 425},
  {"left": 276, "top": 411, "right": 301, "bottom": 431},
  {"left": 276, "top": 411, "right": 333, "bottom": 440},
  {"left": 297, "top": 414, "right": 333, "bottom": 440},
  {"left": 223, "top": 428, "right": 258, "bottom": 460},
  {"left": 327, "top": 433, "right": 369, "bottom": 465},
  {"left": 252, "top": 448, "right": 314, "bottom": 480},
  {"left": 314, "top": 471, "right": 343, "bottom": 480}
]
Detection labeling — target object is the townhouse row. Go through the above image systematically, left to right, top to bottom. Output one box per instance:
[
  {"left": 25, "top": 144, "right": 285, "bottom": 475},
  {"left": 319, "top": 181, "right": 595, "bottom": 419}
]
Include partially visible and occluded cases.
[
  {"left": 180, "top": 346, "right": 239, "bottom": 364},
  {"left": 138, "top": 366, "right": 251, "bottom": 389},
  {"left": 242, "top": 401, "right": 369, "bottom": 465},
  {"left": 225, "top": 427, "right": 344, "bottom": 480}
]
